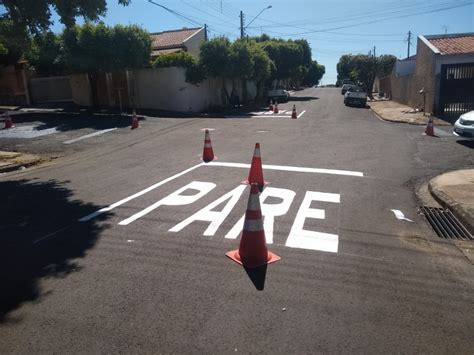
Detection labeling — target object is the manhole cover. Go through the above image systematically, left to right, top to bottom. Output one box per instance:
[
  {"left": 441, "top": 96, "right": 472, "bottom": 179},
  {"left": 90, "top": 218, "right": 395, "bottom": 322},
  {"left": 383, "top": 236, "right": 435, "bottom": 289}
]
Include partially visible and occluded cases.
[{"left": 420, "top": 206, "right": 472, "bottom": 240}]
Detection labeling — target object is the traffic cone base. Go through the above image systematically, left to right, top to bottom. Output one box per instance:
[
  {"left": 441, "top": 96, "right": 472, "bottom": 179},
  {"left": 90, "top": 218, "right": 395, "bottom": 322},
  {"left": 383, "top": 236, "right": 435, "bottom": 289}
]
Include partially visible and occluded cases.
[
  {"left": 226, "top": 184, "right": 281, "bottom": 269},
  {"left": 226, "top": 249, "right": 281, "bottom": 268}
]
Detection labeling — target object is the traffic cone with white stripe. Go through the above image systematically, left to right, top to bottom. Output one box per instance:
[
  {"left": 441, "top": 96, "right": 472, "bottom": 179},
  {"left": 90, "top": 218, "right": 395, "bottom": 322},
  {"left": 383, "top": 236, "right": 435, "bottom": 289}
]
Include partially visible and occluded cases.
[
  {"left": 269, "top": 99, "right": 273, "bottom": 111},
  {"left": 273, "top": 101, "right": 279, "bottom": 114},
  {"left": 291, "top": 104, "right": 297, "bottom": 119},
  {"left": 131, "top": 109, "right": 139, "bottom": 130},
  {"left": 3, "top": 111, "right": 14, "bottom": 129},
  {"left": 424, "top": 116, "right": 435, "bottom": 136},
  {"left": 202, "top": 129, "right": 215, "bottom": 163},
  {"left": 243, "top": 143, "right": 267, "bottom": 190},
  {"left": 226, "top": 184, "right": 281, "bottom": 268}
]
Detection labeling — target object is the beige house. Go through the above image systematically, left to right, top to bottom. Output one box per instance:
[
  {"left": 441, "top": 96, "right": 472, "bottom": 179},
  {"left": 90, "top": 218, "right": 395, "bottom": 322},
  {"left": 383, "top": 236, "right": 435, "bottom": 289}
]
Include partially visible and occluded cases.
[
  {"left": 150, "top": 27, "right": 207, "bottom": 60},
  {"left": 390, "top": 33, "right": 474, "bottom": 120}
]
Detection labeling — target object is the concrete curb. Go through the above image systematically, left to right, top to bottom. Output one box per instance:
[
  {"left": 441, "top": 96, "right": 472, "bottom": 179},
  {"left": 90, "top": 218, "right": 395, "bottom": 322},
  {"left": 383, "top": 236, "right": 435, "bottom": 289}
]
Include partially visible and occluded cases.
[
  {"left": 0, "top": 153, "right": 44, "bottom": 174},
  {"left": 428, "top": 173, "right": 474, "bottom": 235}
]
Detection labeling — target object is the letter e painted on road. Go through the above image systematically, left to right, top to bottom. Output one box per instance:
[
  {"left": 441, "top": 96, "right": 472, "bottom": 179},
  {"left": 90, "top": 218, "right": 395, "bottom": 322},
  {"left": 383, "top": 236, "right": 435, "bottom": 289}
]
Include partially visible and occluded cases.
[{"left": 286, "top": 191, "right": 340, "bottom": 253}]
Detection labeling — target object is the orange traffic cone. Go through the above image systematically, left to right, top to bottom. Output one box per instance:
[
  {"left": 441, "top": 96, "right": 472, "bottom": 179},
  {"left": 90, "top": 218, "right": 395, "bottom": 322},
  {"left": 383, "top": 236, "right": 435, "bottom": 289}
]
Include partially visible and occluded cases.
[
  {"left": 269, "top": 99, "right": 273, "bottom": 111},
  {"left": 273, "top": 101, "right": 279, "bottom": 114},
  {"left": 291, "top": 104, "right": 297, "bottom": 119},
  {"left": 131, "top": 109, "right": 139, "bottom": 130},
  {"left": 3, "top": 112, "right": 14, "bottom": 129},
  {"left": 424, "top": 116, "right": 434, "bottom": 136},
  {"left": 202, "top": 129, "right": 215, "bottom": 163},
  {"left": 243, "top": 143, "right": 267, "bottom": 190},
  {"left": 226, "top": 184, "right": 281, "bottom": 268}
]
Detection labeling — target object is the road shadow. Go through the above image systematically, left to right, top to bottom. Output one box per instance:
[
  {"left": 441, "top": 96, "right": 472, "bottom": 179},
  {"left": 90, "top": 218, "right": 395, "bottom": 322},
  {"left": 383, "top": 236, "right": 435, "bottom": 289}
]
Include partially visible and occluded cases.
[
  {"left": 289, "top": 96, "right": 319, "bottom": 102},
  {"left": 4, "top": 112, "right": 133, "bottom": 132},
  {"left": 456, "top": 139, "right": 474, "bottom": 149},
  {"left": 0, "top": 179, "right": 112, "bottom": 322},
  {"left": 244, "top": 264, "right": 267, "bottom": 291}
]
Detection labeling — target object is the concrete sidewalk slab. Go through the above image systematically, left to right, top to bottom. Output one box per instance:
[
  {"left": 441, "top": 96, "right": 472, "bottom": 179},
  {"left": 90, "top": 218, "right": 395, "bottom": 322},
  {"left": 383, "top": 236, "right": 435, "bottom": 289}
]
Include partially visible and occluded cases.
[
  {"left": 370, "top": 100, "right": 450, "bottom": 126},
  {"left": 428, "top": 169, "right": 474, "bottom": 235}
]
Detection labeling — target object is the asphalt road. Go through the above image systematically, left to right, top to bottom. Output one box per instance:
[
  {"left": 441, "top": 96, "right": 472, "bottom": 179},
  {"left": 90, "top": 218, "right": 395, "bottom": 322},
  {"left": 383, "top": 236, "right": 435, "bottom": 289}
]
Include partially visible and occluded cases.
[{"left": 1, "top": 88, "right": 473, "bottom": 353}]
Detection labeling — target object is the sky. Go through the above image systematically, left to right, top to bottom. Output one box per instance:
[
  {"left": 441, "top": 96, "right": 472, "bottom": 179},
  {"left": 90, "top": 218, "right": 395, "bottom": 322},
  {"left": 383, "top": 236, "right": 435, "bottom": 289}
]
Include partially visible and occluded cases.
[{"left": 41, "top": 0, "right": 474, "bottom": 83}]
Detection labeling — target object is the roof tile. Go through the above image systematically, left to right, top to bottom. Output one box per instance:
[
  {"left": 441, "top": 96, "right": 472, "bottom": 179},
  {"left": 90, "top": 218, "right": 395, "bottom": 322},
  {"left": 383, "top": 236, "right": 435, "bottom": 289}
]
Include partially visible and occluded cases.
[
  {"left": 150, "top": 28, "right": 202, "bottom": 50},
  {"left": 428, "top": 35, "right": 474, "bottom": 55}
]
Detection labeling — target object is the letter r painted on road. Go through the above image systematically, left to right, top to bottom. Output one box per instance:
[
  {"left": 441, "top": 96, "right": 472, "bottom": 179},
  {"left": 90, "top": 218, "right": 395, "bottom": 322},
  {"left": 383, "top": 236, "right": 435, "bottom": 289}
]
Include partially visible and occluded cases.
[
  {"left": 118, "top": 181, "right": 216, "bottom": 225},
  {"left": 225, "top": 187, "right": 296, "bottom": 244},
  {"left": 286, "top": 191, "right": 340, "bottom": 253}
]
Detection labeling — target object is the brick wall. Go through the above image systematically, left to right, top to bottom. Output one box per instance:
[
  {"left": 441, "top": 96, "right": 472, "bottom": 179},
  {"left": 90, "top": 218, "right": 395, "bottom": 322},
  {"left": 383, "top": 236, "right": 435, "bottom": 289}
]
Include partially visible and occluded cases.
[{"left": 391, "top": 38, "right": 437, "bottom": 113}]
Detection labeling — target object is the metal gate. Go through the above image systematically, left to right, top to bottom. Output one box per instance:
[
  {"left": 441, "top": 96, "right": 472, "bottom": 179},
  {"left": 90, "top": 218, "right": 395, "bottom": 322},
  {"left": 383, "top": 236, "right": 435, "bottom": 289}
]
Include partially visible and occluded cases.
[{"left": 439, "top": 63, "right": 474, "bottom": 121}]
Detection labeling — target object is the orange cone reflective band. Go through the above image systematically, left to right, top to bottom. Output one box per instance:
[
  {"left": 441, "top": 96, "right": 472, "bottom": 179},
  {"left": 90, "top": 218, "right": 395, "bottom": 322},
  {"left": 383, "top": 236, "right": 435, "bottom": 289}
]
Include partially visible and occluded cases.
[
  {"left": 269, "top": 99, "right": 273, "bottom": 111},
  {"left": 273, "top": 101, "right": 279, "bottom": 114},
  {"left": 291, "top": 104, "right": 297, "bottom": 119},
  {"left": 131, "top": 109, "right": 139, "bottom": 130},
  {"left": 4, "top": 112, "right": 14, "bottom": 129},
  {"left": 425, "top": 116, "right": 434, "bottom": 136},
  {"left": 202, "top": 129, "right": 215, "bottom": 163},
  {"left": 245, "top": 143, "right": 266, "bottom": 188},
  {"left": 226, "top": 184, "right": 281, "bottom": 268}
]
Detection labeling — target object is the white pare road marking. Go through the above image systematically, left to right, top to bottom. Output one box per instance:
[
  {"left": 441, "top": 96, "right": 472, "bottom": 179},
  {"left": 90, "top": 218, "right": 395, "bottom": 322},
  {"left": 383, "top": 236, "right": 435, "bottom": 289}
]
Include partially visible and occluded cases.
[
  {"left": 63, "top": 128, "right": 117, "bottom": 144},
  {"left": 206, "top": 161, "right": 363, "bottom": 177},
  {"left": 79, "top": 163, "right": 204, "bottom": 222},
  {"left": 119, "top": 181, "right": 216, "bottom": 225},
  {"left": 169, "top": 185, "right": 246, "bottom": 235},
  {"left": 225, "top": 187, "right": 296, "bottom": 244},
  {"left": 286, "top": 191, "right": 340, "bottom": 253},
  {"left": 391, "top": 209, "right": 413, "bottom": 222}
]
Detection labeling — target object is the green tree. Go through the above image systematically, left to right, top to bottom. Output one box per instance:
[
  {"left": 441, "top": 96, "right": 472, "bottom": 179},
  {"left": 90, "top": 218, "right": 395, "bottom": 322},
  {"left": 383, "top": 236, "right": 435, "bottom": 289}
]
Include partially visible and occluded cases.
[
  {"left": 0, "top": 0, "right": 131, "bottom": 33},
  {"left": 0, "top": 17, "right": 29, "bottom": 66},
  {"left": 62, "top": 23, "right": 151, "bottom": 105},
  {"left": 25, "top": 32, "right": 64, "bottom": 75},
  {"left": 199, "top": 37, "right": 233, "bottom": 104},
  {"left": 261, "top": 40, "right": 303, "bottom": 85},
  {"left": 152, "top": 51, "right": 205, "bottom": 85},
  {"left": 336, "top": 54, "right": 357, "bottom": 86},
  {"left": 303, "top": 61, "right": 325, "bottom": 87}
]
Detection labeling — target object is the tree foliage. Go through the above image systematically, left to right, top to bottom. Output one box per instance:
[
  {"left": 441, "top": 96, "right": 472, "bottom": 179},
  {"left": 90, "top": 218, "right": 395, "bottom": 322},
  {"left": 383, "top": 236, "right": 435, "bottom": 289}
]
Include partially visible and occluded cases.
[
  {"left": 0, "top": 0, "right": 131, "bottom": 33},
  {"left": 0, "top": 17, "right": 29, "bottom": 66},
  {"left": 62, "top": 23, "right": 151, "bottom": 73},
  {"left": 25, "top": 31, "right": 64, "bottom": 75},
  {"left": 152, "top": 51, "right": 206, "bottom": 85},
  {"left": 336, "top": 53, "right": 396, "bottom": 96},
  {"left": 303, "top": 61, "right": 325, "bottom": 87}
]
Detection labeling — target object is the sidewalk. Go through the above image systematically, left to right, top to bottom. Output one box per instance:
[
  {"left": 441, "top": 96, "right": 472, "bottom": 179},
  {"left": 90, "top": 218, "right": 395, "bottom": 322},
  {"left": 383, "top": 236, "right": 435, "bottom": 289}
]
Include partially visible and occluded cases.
[
  {"left": 370, "top": 100, "right": 450, "bottom": 126},
  {"left": 0, "top": 151, "right": 44, "bottom": 173},
  {"left": 428, "top": 169, "right": 474, "bottom": 235}
]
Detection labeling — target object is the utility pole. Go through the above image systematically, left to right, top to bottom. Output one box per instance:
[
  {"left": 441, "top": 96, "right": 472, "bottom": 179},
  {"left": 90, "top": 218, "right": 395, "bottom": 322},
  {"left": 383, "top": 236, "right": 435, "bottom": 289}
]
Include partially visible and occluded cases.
[
  {"left": 240, "top": 11, "right": 245, "bottom": 39},
  {"left": 204, "top": 24, "right": 208, "bottom": 41},
  {"left": 407, "top": 31, "right": 412, "bottom": 58},
  {"left": 373, "top": 45, "right": 376, "bottom": 57}
]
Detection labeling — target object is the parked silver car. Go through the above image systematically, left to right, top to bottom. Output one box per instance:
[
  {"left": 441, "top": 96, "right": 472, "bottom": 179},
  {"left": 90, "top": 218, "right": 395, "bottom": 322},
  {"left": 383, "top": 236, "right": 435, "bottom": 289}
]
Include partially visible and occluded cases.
[{"left": 453, "top": 110, "right": 474, "bottom": 139}]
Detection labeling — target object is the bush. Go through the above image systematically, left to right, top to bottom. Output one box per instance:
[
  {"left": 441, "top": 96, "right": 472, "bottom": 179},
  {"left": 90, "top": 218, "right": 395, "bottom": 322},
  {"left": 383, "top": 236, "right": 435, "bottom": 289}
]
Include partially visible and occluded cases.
[{"left": 152, "top": 51, "right": 196, "bottom": 68}]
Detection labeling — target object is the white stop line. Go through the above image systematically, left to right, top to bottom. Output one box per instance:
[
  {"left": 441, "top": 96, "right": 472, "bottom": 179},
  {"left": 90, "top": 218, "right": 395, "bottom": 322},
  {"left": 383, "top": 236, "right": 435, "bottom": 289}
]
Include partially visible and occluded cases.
[{"left": 79, "top": 162, "right": 364, "bottom": 253}]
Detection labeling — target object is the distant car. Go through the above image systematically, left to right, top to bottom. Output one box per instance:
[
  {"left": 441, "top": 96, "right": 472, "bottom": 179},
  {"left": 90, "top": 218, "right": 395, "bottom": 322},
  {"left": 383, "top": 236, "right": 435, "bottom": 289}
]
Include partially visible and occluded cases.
[
  {"left": 341, "top": 84, "right": 355, "bottom": 95},
  {"left": 267, "top": 86, "right": 290, "bottom": 103},
  {"left": 344, "top": 86, "right": 367, "bottom": 107},
  {"left": 453, "top": 110, "right": 474, "bottom": 138}
]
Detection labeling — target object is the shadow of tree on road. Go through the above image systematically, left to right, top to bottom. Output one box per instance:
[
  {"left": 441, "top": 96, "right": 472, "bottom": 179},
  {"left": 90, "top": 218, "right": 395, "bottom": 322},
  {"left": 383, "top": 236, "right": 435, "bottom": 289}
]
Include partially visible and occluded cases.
[
  {"left": 289, "top": 96, "right": 319, "bottom": 102},
  {"left": 0, "top": 179, "right": 111, "bottom": 322}
]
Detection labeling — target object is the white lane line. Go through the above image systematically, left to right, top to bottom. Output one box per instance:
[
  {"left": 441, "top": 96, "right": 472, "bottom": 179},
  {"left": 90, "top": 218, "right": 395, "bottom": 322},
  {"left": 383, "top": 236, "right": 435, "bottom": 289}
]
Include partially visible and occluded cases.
[
  {"left": 297, "top": 110, "right": 306, "bottom": 118},
  {"left": 63, "top": 128, "right": 117, "bottom": 144},
  {"left": 206, "top": 161, "right": 364, "bottom": 177},
  {"left": 78, "top": 163, "right": 204, "bottom": 222}
]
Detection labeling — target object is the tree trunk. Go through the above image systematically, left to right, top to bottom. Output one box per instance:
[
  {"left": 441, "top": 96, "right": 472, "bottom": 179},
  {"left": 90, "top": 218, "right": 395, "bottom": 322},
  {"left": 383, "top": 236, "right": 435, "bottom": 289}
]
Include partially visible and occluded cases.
[
  {"left": 88, "top": 72, "right": 99, "bottom": 108},
  {"left": 221, "top": 77, "right": 231, "bottom": 106},
  {"left": 241, "top": 78, "right": 248, "bottom": 104}
]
